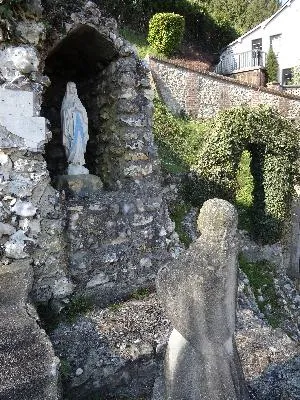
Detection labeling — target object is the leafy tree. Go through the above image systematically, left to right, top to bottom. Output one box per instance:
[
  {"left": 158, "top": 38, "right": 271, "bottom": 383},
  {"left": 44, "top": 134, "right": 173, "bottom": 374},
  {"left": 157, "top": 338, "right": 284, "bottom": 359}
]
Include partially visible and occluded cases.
[
  {"left": 243, "top": 0, "right": 281, "bottom": 32},
  {"left": 266, "top": 47, "right": 279, "bottom": 82}
]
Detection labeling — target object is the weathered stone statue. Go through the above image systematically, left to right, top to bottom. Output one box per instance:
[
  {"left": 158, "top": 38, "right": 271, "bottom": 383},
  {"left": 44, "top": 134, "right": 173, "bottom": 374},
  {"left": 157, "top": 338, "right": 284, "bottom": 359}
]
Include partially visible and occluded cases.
[
  {"left": 61, "top": 81, "right": 89, "bottom": 175},
  {"left": 157, "top": 198, "right": 249, "bottom": 400}
]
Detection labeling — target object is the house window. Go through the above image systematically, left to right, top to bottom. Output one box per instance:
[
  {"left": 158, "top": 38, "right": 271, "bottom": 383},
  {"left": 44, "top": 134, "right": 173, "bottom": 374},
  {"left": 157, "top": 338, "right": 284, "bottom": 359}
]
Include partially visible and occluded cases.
[
  {"left": 270, "top": 34, "right": 281, "bottom": 56},
  {"left": 252, "top": 38, "right": 262, "bottom": 66},
  {"left": 252, "top": 38, "right": 262, "bottom": 51},
  {"left": 282, "top": 68, "right": 292, "bottom": 85}
]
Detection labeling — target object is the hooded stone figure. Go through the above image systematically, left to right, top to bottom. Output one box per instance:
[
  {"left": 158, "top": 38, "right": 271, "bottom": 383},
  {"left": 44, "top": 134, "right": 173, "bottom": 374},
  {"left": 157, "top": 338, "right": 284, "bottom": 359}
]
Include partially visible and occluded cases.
[
  {"left": 61, "top": 81, "right": 89, "bottom": 175},
  {"left": 157, "top": 198, "right": 250, "bottom": 400}
]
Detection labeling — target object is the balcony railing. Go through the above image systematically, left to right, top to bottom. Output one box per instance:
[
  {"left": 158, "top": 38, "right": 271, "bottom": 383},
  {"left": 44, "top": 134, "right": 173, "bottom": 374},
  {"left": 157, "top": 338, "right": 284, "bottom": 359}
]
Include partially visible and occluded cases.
[{"left": 215, "top": 50, "right": 266, "bottom": 75}]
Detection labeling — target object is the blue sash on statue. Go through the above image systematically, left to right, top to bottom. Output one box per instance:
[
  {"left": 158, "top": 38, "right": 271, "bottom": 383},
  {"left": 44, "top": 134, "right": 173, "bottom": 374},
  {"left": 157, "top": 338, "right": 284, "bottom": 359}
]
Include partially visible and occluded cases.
[{"left": 73, "top": 111, "right": 84, "bottom": 145}]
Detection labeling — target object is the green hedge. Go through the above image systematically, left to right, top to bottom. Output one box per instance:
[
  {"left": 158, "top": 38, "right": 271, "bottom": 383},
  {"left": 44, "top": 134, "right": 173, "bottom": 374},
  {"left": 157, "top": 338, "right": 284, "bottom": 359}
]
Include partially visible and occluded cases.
[
  {"left": 148, "top": 12, "right": 185, "bottom": 56},
  {"left": 192, "top": 105, "right": 299, "bottom": 243}
]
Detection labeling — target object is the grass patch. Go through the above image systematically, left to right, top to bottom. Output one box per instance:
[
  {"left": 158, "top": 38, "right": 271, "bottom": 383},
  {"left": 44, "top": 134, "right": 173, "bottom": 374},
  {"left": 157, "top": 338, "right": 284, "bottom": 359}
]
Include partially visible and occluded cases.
[
  {"left": 120, "top": 27, "right": 163, "bottom": 59},
  {"left": 153, "top": 97, "right": 208, "bottom": 174},
  {"left": 169, "top": 201, "right": 193, "bottom": 247},
  {"left": 239, "top": 256, "right": 283, "bottom": 328},
  {"left": 130, "top": 288, "right": 150, "bottom": 300},
  {"left": 37, "top": 295, "right": 93, "bottom": 333},
  {"left": 63, "top": 296, "right": 93, "bottom": 323},
  {"left": 109, "top": 302, "right": 122, "bottom": 312},
  {"left": 60, "top": 358, "right": 71, "bottom": 381}
]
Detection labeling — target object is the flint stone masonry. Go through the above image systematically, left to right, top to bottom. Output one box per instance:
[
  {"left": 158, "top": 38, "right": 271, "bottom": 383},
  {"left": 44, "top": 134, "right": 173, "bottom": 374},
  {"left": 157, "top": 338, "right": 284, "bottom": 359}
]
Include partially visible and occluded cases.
[
  {"left": 0, "top": 2, "right": 180, "bottom": 398},
  {"left": 150, "top": 57, "right": 300, "bottom": 119},
  {"left": 0, "top": 89, "right": 46, "bottom": 150},
  {"left": 61, "top": 175, "right": 178, "bottom": 306},
  {"left": 157, "top": 199, "right": 249, "bottom": 400}
]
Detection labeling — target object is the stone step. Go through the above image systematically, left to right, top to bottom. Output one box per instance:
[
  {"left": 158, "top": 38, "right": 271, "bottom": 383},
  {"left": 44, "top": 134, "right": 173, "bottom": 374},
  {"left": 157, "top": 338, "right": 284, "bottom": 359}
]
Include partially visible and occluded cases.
[
  {"left": 0, "top": 260, "right": 32, "bottom": 306},
  {"left": 0, "top": 261, "right": 59, "bottom": 399},
  {"left": 0, "top": 306, "right": 59, "bottom": 400}
]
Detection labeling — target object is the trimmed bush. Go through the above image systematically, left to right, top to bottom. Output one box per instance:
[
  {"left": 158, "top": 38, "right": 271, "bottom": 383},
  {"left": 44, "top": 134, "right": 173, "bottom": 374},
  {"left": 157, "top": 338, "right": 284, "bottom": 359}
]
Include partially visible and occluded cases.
[
  {"left": 148, "top": 13, "right": 185, "bottom": 56},
  {"left": 266, "top": 47, "right": 279, "bottom": 83},
  {"left": 192, "top": 105, "right": 299, "bottom": 243}
]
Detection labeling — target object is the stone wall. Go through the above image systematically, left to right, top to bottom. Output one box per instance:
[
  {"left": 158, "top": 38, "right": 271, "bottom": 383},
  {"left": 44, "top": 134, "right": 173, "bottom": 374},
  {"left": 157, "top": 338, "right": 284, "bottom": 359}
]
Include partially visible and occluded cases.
[
  {"left": 0, "top": 2, "right": 179, "bottom": 310},
  {"left": 150, "top": 57, "right": 300, "bottom": 119},
  {"left": 230, "top": 68, "right": 266, "bottom": 87},
  {"left": 282, "top": 85, "right": 300, "bottom": 97}
]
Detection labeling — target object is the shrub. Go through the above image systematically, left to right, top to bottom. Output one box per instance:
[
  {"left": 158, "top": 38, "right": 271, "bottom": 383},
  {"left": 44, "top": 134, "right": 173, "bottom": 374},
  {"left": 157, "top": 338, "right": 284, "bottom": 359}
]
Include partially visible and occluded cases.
[
  {"left": 148, "top": 12, "right": 185, "bottom": 56},
  {"left": 266, "top": 47, "right": 279, "bottom": 83},
  {"left": 192, "top": 105, "right": 299, "bottom": 243}
]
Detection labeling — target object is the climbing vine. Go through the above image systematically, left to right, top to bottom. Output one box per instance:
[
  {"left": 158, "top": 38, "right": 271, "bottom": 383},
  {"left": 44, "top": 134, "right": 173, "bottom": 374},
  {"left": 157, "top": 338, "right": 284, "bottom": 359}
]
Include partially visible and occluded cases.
[{"left": 191, "top": 105, "right": 300, "bottom": 243}]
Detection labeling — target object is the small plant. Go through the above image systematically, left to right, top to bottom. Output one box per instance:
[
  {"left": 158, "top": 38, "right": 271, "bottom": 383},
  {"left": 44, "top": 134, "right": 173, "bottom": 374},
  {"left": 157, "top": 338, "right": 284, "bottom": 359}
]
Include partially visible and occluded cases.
[
  {"left": 0, "top": 0, "right": 26, "bottom": 19},
  {"left": 148, "top": 12, "right": 185, "bottom": 56},
  {"left": 266, "top": 47, "right": 279, "bottom": 83},
  {"left": 169, "top": 201, "right": 193, "bottom": 247},
  {"left": 239, "top": 256, "right": 284, "bottom": 328},
  {"left": 130, "top": 288, "right": 150, "bottom": 300},
  {"left": 63, "top": 296, "right": 93, "bottom": 323},
  {"left": 109, "top": 302, "right": 122, "bottom": 312},
  {"left": 60, "top": 358, "right": 71, "bottom": 381}
]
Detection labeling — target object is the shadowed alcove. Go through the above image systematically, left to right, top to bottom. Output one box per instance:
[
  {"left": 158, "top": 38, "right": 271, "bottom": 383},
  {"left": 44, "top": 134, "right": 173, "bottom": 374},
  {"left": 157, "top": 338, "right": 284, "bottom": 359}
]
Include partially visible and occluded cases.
[{"left": 42, "top": 24, "right": 118, "bottom": 180}]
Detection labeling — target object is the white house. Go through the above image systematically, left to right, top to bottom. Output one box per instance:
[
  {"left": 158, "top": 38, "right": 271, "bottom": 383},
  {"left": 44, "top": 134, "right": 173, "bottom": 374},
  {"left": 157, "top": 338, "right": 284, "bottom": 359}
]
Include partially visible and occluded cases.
[{"left": 215, "top": 0, "right": 300, "bottom": 85}]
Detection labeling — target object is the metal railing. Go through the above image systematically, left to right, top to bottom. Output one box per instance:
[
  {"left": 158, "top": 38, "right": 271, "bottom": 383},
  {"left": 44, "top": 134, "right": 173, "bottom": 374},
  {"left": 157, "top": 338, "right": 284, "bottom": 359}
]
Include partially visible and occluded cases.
[{"left": 215, "top": 50, "right": 266, "bottom": 75}]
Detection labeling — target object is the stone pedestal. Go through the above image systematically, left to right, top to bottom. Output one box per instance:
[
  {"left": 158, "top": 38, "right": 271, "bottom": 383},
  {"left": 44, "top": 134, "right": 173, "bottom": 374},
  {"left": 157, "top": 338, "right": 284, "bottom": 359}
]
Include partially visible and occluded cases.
[{"left": 55, "top": 174, "right": 103, "bottom": 197}]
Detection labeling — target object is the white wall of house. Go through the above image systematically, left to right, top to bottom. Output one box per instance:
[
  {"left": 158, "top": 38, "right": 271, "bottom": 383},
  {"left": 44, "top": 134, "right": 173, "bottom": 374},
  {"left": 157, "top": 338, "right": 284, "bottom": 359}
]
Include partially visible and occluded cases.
[{"left": 219, "top": 0, "right": 300, "bottom": 84}]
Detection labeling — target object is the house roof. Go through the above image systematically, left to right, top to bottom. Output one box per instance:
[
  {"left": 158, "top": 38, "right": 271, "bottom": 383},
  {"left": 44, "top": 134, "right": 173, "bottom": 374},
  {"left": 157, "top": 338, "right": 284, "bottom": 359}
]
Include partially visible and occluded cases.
[{"left": 226, "top": 0, "right": 295, "bottom": 47}]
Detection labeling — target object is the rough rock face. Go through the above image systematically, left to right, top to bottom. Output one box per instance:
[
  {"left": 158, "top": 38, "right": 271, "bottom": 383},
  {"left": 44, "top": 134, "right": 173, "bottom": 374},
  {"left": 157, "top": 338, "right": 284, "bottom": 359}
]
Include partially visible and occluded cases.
[
  {"left": 0, "top": 0, "right": 179, "bottom": 307},
  {"left": 0, "top": 2, "right": 179, "bottom": 397},
  {"left": 59, "top": 176, "right": 178, "bottom": 306},
  {"left": 0, "top": 259, "right": 60, "bottom": 399},
  {"left": 51, "top": 276, "right": 299, "bottom": 400}
]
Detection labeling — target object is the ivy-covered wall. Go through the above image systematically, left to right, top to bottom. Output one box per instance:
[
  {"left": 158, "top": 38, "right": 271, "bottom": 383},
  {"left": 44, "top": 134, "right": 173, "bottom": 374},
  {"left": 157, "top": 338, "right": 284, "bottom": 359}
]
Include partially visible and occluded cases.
[{"left": 191, "top": 106, "right": 299, "bottom": 244}]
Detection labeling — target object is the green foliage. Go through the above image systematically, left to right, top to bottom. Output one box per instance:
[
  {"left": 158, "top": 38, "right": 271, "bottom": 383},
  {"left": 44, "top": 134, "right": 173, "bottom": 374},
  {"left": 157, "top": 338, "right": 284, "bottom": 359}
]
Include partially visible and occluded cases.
[
  {"left": 0, "top": 0, "right": 25, "bottom": 19},
  {"left": 96, "top": 0, "right": 237, "bottom": 51},
  {"left": 195, "top": 0, "right": 280, "bottom": 34},
  {"left": 148, "top": 13, "right": 185, "bottom": 56},
  {"left": 119, "top": 28, "right": 150, "bottom": 59},
  {"left": 266, "top": 47, "right": 279, "bottom": 83},
  {"left": 291, "top": 64, "right": 300, "bottom": 85},
  {"left": 153, "top": 97, "right": 208, "bottom": 172},
  {"left": 192, "top": 105, "right": 299, "bottom": 243},
  {"left": 236, "top": 150, "right": 254, "bottom": 231},
  {"left": 169, "top": 201, "right": 192, "bottom": 247},
  {"left": 239, "top": 256, "right": 284, "bottom": 328},
  {"left": 130, "top": 288, "right": 150, "bottom": 300},
  {"left": 37, "top": 296, "right": 93, "bottom": 333},
  {"left": 63, "top": 296, "right": 93, "bottom": 323},
  {"left": 109, "top": 302, "right": 122, "bottom": 312},
  {"left": 60, "top": 359, "right": 71, "bottom": 380}
]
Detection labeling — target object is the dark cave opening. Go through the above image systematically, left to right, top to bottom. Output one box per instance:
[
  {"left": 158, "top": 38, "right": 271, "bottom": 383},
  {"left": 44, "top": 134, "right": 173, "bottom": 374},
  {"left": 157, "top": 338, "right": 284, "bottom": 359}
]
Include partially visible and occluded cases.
[{"left": 42, "top": 24, "right": 118, "bottom": 179}]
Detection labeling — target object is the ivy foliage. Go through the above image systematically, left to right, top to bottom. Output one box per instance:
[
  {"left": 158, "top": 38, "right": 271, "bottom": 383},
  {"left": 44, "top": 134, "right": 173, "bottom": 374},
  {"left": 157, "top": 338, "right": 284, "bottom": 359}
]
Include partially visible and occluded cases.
[
  {"left": 0, "top": 0, "right": 26, "bottom": 19},
  {"left": 148, "top": 13, "right": 185, "bottom": 56},
  {"left": 266, "top": 47, "right": 279, "bottom": 83},
  {"left": 153, "top": 97, "right": 208, "bottom": 171},
  {"left": 192, "top": 105, "right": 299, "bottom": 243}
]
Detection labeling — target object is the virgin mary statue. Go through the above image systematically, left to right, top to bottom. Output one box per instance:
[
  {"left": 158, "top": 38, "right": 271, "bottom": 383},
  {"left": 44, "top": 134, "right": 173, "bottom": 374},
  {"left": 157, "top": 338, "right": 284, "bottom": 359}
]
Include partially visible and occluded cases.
[{"left": 61, "top": 82, "right": 89, "bottom": 175}]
